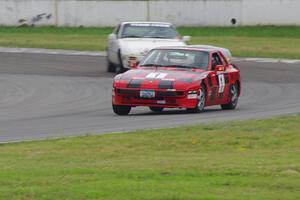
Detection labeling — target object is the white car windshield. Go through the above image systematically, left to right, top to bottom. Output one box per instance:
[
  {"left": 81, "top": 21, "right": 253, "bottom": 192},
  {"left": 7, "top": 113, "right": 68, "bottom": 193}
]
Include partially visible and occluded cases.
[
  {"left": 121, "top": 23, "right": 179, "bottom": 39},
  {"left": 140, "top": 49, "right": 209, "bottom": 70}
]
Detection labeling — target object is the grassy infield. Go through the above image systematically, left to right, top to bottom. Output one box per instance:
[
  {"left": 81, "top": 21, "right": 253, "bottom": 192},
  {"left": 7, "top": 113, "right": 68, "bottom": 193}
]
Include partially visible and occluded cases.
[
  {"left": 0, "top": 26, "right": 300, "bottom": 199},
  {"left": 0, "top": 26, "right": 300, "bottom": 58},
  {"left": 1, "top": 115, "right": 300, "bottom": 200}
]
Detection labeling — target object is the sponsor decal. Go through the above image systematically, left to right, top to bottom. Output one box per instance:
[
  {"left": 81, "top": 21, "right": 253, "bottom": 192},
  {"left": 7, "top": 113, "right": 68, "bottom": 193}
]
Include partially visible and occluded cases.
[{"left": 218, "top": 74, "right": 225, "bottom": 93}]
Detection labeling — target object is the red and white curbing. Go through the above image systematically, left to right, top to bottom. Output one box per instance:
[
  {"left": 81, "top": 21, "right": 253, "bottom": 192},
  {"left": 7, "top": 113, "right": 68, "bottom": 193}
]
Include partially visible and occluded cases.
[{"left": 0, "top": 47, "right": 299, "bottom": 64}]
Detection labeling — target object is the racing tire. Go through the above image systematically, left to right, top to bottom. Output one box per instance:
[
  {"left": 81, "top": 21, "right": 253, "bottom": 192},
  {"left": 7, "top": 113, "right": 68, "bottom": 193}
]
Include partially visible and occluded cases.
[
  {"left": 116, "top": 50, "right": 125, "bottom": 74},
  {"left": 107, "top": 57, "right": 116, "bottom": 73},
  {"left": 221, "top": 83, "right": 238, "bottom": 110},
  {"left": 186, "top": 85, "right": 206, "bottom": 113},
  {"left": 112, "top": 105, "right": 131, "bottom": 115},
  {"left": 149, "top": 107, "right": 164, "bottom": 112}
]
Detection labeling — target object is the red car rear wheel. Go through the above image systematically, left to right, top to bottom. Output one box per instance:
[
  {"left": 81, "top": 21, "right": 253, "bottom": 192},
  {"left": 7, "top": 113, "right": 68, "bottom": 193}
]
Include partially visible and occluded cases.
[{"left": 221, "top": 83, "right": 238, "bottom": 110}]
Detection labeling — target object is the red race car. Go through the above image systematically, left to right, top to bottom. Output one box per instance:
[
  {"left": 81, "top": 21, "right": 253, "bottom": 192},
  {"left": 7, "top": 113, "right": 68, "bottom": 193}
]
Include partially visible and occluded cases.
[{"left": 112, "top": 46, "right": 241, "bottom": 115}]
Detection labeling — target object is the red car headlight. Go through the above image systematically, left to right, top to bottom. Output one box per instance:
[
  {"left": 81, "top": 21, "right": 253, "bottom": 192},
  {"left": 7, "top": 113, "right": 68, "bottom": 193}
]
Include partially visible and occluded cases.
[{"left": 187, "top": 90, "right": 198, "bottom": 99}]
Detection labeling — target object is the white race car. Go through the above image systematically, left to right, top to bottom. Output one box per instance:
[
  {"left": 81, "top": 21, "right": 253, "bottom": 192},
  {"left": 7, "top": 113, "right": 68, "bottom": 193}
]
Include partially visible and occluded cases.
[{"left": 107, "top": 21, "right": 190, "bottom": 73}]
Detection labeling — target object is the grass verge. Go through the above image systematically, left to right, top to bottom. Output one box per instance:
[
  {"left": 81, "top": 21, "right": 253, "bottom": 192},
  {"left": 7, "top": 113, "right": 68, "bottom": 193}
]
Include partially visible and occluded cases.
[
  {"left": 0, "top": 26, "right": 300, "bottom": 59},
  {"left": 0, "top": 114, "right": 300, "bottom": 200}
]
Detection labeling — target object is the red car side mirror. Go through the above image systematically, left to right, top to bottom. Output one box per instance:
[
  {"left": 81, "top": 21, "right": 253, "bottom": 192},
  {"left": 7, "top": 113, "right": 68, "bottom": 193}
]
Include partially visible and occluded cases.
[{"left": 215, "top": 65, "right": 226, "bottom": 72}]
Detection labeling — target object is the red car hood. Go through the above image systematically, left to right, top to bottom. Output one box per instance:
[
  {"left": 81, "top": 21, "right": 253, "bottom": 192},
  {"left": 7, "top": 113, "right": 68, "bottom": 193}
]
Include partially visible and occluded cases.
[{"left": 114, "top": 67, "right": 209, "bottom": 90}]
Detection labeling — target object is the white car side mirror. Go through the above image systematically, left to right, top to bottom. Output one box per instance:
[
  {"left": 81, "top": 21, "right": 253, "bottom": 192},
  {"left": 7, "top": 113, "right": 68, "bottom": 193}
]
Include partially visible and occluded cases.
[
  {"left": 108, "top": 33, "right": 117, "bottom": 40},
  {"left": 182, "top": 35, "right": 191, "bottom": 42}
]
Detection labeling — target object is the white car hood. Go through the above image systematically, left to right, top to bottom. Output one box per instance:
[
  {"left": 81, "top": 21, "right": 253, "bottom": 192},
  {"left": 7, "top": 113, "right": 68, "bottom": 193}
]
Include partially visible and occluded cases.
[
  {"left": 119, "top": 38, "right": 186, "bottom": 56},
  {"left": 189, "top": 45, "right": 232, "bottom": 61}
]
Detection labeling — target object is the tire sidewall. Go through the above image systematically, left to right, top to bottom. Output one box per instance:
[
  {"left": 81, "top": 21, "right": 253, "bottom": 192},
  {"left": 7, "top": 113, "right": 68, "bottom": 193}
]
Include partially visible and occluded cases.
[
  {"left": 117, "top": 50, "right": 125, "bottom": 74},
  {"left": 187, "top": 84, "right": 206, "bottom": 113},
  {"left": 229, "top": 84, "right": 238, "bottom": 108},
  {"left": 197, "top": 86, "right": 206, "bottom": 112}
]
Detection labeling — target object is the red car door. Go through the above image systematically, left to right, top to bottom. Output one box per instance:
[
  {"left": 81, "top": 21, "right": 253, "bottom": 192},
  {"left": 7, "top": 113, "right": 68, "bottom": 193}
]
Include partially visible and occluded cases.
[{"left": 206, "top": 52, "right": 230, "bottom": 105}]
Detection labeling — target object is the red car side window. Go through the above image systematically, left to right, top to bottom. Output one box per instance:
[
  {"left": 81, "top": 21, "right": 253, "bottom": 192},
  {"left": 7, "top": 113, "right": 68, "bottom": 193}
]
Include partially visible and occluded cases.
[
  {"left": 218, "top": 52, "right": 227, "bottom": 66},
  {"left": 211, "top": 53, "right": 223, "bottom": 71}
]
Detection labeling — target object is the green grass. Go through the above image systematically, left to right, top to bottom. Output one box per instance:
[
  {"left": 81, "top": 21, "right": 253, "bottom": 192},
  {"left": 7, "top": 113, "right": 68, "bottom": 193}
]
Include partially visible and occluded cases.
[
  {"left": 0, "top": 26, "right": 300, "bottom": 59},
  {"left": 0, "top": 26, "right": 112, "bottom": 51},
  {"left": 182, "top": 26, "right": 300, "bottom": 59},
  {"left": 1, "top": 115, "right": 300, "bottom": 200}
]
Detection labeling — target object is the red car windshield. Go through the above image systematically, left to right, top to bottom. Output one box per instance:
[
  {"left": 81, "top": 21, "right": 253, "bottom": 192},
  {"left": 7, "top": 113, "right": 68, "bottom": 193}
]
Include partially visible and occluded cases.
[{"left": 140, "top": 49, "right": 209, "bottom": 70}]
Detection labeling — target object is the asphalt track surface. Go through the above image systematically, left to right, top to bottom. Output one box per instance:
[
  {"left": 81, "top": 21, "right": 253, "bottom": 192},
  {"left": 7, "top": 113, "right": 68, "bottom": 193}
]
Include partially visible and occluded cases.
[{"left": 0, "top": 52, "right": 299, "bottom": 142}]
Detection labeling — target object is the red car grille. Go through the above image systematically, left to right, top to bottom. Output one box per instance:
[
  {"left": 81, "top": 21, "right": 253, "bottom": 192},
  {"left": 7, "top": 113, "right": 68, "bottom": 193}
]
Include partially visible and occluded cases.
[
  {"left": 117, "top": 89, "right": 184, "bottom": 97},
  {"left": 117, "top": 89, "right": 138, "bottom": 95}
]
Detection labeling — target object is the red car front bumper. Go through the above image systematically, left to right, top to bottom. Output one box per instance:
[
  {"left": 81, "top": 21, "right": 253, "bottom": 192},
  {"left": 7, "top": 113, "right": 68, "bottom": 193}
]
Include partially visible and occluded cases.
[{"left": 112, "top": 88, "right": 197, "bottom": 108}]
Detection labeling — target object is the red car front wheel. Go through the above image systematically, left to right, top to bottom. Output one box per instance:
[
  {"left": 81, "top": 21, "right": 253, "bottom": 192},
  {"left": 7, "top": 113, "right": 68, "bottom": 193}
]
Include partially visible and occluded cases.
[
  {"left": 186, "top": 85, "right": 206, "bottom": 113},
  {"left": 113, "top": 105, "right": 131, "bottom": 115}
]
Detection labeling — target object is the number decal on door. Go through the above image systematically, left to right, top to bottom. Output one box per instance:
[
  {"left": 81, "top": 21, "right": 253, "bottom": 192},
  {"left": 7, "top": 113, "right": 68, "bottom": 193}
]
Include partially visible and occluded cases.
[{"left": 218, "top": 74, "right": 225, "bottom": 93}]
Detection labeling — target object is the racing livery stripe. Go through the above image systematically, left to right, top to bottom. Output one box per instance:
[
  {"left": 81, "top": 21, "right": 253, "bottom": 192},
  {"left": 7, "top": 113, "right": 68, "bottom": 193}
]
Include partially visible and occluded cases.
[
  {"left": 224, "top": 73, "right": 229, "bottom": 84},
  {"left": 216, "top": 75, "right": 220, "bottom": 86},
  {"left": 207, "top": 76, "right": 213, "bottom": 87},
  {"left": 179, "top": 77, "right": 193, "bottom": 83},
  {"left": 127, "top": 79, "right": 143, "bottom": 88},
  {"left": 158, "top": 80, "right": 174, "bottom": 89},
  {"left": 210, "top": 87, "right": 216, "bottom": 101},
  {"left": 218, "top": 92, "right": 223, "bottom": 99}
]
